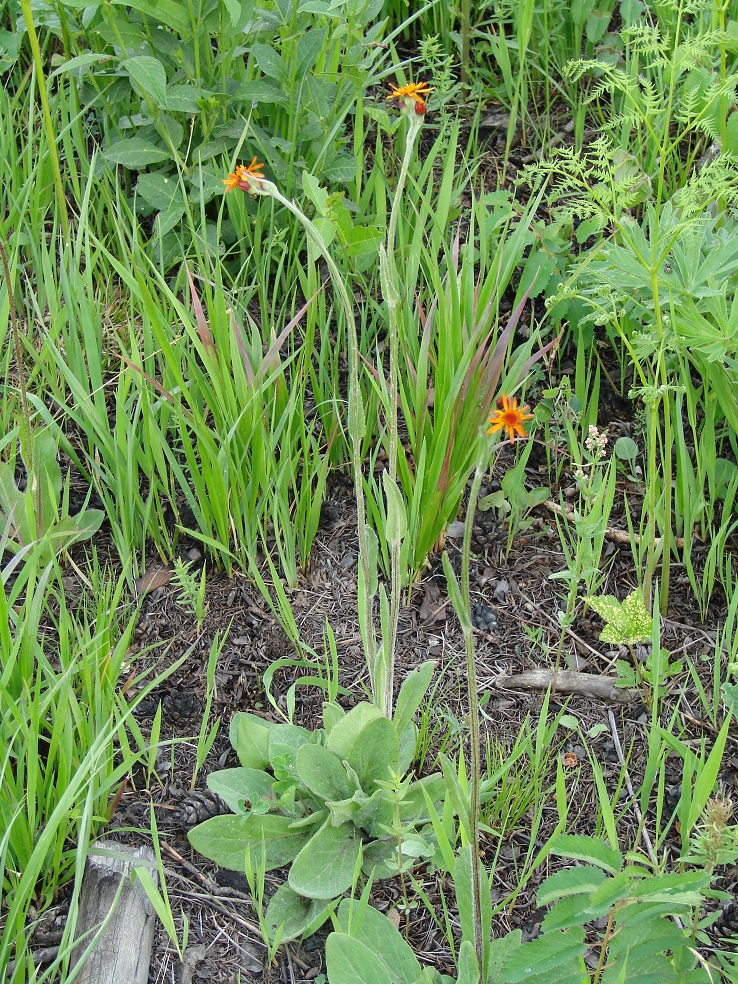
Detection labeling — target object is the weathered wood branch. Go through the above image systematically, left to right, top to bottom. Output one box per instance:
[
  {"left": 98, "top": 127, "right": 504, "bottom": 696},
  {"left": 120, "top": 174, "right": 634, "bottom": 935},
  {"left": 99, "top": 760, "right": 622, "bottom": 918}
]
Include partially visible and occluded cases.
[
  {"left": 494, "top": 669, "right": 638, "bottom": 703},
  {"left": 71, "top": 840, "right": 157, "bottom": 984}
]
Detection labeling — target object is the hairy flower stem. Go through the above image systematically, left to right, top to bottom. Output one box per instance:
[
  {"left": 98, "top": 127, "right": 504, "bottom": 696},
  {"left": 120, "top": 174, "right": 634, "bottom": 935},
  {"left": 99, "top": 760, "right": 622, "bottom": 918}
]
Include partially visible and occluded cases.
[
  {"left": 376, "top": 109, "right": 425, "bottom": 716},
  {"left": 251, "top": 182, "right": 377, "bottom": 674},
  {"left": 460, "top": 447, "right": 488, "bottom": 973}
]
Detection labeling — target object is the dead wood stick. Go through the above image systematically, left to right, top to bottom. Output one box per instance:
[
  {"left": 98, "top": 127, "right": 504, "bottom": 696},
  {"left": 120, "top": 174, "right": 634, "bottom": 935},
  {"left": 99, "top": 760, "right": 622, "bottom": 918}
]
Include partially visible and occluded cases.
[
  {"left": 542, "top": 499, "right": 685, "bottom": 549},
  {"left": 495, "top": 669, "right": 638, "bottom": 703},
  {"left": 71, "top": 840, "right": 157, "bottom": 984}
]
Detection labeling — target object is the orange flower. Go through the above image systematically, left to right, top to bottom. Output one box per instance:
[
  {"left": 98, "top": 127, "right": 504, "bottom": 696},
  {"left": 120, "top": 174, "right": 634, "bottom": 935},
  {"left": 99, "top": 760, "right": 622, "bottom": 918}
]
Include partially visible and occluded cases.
[
  {"left": 387, "top": 80, "right": 433, "bottom": 114},
  {"left": 223, "top": 157, "right": 265, "bottom": 194},
  {"left": 487, "top": 393, "right": 534, "bottom": 445}
]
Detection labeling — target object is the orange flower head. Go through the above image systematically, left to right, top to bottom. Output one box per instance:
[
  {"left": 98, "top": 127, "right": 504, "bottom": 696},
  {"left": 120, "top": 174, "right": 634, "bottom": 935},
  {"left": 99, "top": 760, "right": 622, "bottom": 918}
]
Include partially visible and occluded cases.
[
  {"left": 387, "top": 80, "right": 433, "bottom": 114},
  {"left": 223, "top": 157, "right": 265, "bottom": 194},
  {"left": 487, "top": 393, "right": 534, "bottom": 445}
]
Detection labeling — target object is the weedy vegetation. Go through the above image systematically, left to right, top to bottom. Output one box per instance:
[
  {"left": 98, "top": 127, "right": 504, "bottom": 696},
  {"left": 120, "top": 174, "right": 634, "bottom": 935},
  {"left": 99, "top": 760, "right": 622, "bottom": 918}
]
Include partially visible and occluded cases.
[{"left": 3, "top": 0, "right": 738, "bottom": 980}]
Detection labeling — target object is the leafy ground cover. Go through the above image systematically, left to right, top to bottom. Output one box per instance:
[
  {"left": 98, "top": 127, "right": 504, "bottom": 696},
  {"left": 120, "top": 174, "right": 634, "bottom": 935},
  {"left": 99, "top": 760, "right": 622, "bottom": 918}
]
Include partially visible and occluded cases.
[{"left": 3, "top": 0, "right": 738, "bottom": 980}]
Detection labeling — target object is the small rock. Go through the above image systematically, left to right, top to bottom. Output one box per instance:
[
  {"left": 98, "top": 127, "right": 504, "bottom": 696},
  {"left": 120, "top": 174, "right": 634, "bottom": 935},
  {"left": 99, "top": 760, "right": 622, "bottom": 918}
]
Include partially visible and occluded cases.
[
  {"left": 493, "top": 579, "right": 510, "bottom": 603},
  {"left": 472, "top": 602, "right": 497, "bottom": 633}
]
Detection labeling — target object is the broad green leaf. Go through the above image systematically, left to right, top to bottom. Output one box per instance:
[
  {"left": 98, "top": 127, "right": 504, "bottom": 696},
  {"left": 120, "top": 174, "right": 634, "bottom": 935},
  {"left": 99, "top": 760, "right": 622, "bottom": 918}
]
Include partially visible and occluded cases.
[
  {"left": 113, "top": 0, "right": 190, "bottom": 34},
  {"left": 223, "top": 0, "right": 242, "bottom": 27},
  {"left": 251, "top": 42, "right": 287, "bottom": 82},
  {"left": 48, "top": 52, "right": 113, "bottom": 81},
  {"left": 121, "top": 55, "right": 168, "bottom": 108},
  {"left": 234, "top": 79, "right": 288, "bottom": 105},
  {"left": 166, "top": 83, "right": 207, "bottom": 113},
  {"left": 104, "top": 137, "right": 170, "bottom": 168},
  {"left": 302, "top": 170, "right": 330, "bottom": 215},
  {"left": 135, "top": 173, "right": 183, "bottom": 211},
  {"left": 35, "top": 429, "right": 61, "bottom": 535},
  {"left": 0, "top": 461, "right": 29, "bottom": 545},
  {"left": 363, "top": 526, "right": 380, "bottom": 595},
  {"left": 394, "top": 662, "right": 435, "bottom": 736},
  {"left": 323, "top": 700, "right": 345, "bottom": 732},
  {"left": 326, "top": 702, "right": 382, "bottom": 759},
  {"left": 229, "top": 712, "right": 273, "bottom": 769},
  {"left": 348, "top": 715, "right": 399, "bottom": 792},
  {"left": 397, "top": 720, "right": 416, "bottom": 776},
  {"left": 268, "top": 723, "right": 313, "bottom": 776},
  {"left": 296, "top": 743, "right": 354, "bottom": 802},
  {"left": 206, "top": 768, "right": 274, "bottom": 815},
  {"left": 352, "top": 788, "right": 395, "bottom": 838},
  {"left": 187, "top": 814, "right": 309, "bottom": 871},
  {"left": 288, "top": 820, "right": 361, "bottom": 899},
  {"left": 549, "top": 835, "right": 623, "bottom": 875},
  {"left": 361, "top": 837, "right": 400, "bottom": 879},
  {"left": 453, "top": 847, "right": 491, "bottom": 980},
  {"left": 537, "top": 865, "right": 607, "bottom": 906},
  {"left": 265, "top": 882, "right": 332, "bottom": 942},
  {"left": 335, "top": 898, "right": 423, "bottom": 983},
  {"left": 326, "top": 934, "right": 393, "bottom": 984}
]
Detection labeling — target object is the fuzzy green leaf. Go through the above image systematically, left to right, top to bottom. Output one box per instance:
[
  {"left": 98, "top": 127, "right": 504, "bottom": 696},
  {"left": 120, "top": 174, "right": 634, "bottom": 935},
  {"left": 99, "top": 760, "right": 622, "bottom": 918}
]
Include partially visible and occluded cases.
[
  {"left": 296, "top": 743, "right": 354, "bottom": 803},
  {"left": 206, "top": 768, "right": 274, "bottom": 815},
  {"left": 188, "top": 814, "right": 309, "bottom": 871},
  {"left": 288, "top": 820, "right": 361, "bottom": 899},
  {"left": 326, "top": 934, "right": 393, "bottom": 984}
]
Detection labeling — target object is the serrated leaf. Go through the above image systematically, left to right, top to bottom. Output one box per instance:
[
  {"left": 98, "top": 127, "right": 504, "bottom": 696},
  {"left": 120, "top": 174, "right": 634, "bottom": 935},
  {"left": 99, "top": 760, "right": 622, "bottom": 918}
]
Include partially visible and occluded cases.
[
  {"left": 549, "top": 835, "right": 623, "bottom": 875},
  {"left": 537, "top": 864, "right": 608, "bottom": 906},
  {"left": 504, "top": 926, "right": 586, "bottom": 982}
]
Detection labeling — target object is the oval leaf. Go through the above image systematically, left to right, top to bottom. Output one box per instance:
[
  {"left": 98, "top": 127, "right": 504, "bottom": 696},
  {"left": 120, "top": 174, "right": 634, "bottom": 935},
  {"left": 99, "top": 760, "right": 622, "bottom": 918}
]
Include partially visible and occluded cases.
[
  {"left": 121, "top": 55, "right": 168, "bottom": 108},
  {"left": 104, "top": 137, "right": 170, "bottom": 168},
  {"left": 297, "top": 743, "right": 354, "bottom": 802},
  {"left": 206, "top": 767, "right": 274, "bottom": 815},
  {"left": 188, "top": 813, "right": 308, "bottom": 871},
  {"left": 288, "top": 821, "right": 361, "bottom": 899},
  {"left": 326, "top": 933, "right": 392, "bottom": 984}
]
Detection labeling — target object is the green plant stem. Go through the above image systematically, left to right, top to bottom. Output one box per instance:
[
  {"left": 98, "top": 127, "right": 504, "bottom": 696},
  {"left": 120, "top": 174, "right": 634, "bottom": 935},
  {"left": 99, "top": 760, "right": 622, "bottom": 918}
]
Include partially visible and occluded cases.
[
  {"left": 19, "top": 0, "right": 69, "bottom": 240},
  {"left": 460, "top": 0, "right": 471, "bottom": 88},
  {"left": 377, "top": 108, "right": 424, "bottom": 717},
  {"left": 251, "top": 181, "right": 377, "bottom": 677},
  {"left": 460, "top": 448, "right": 487, "bottom": 972}
]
